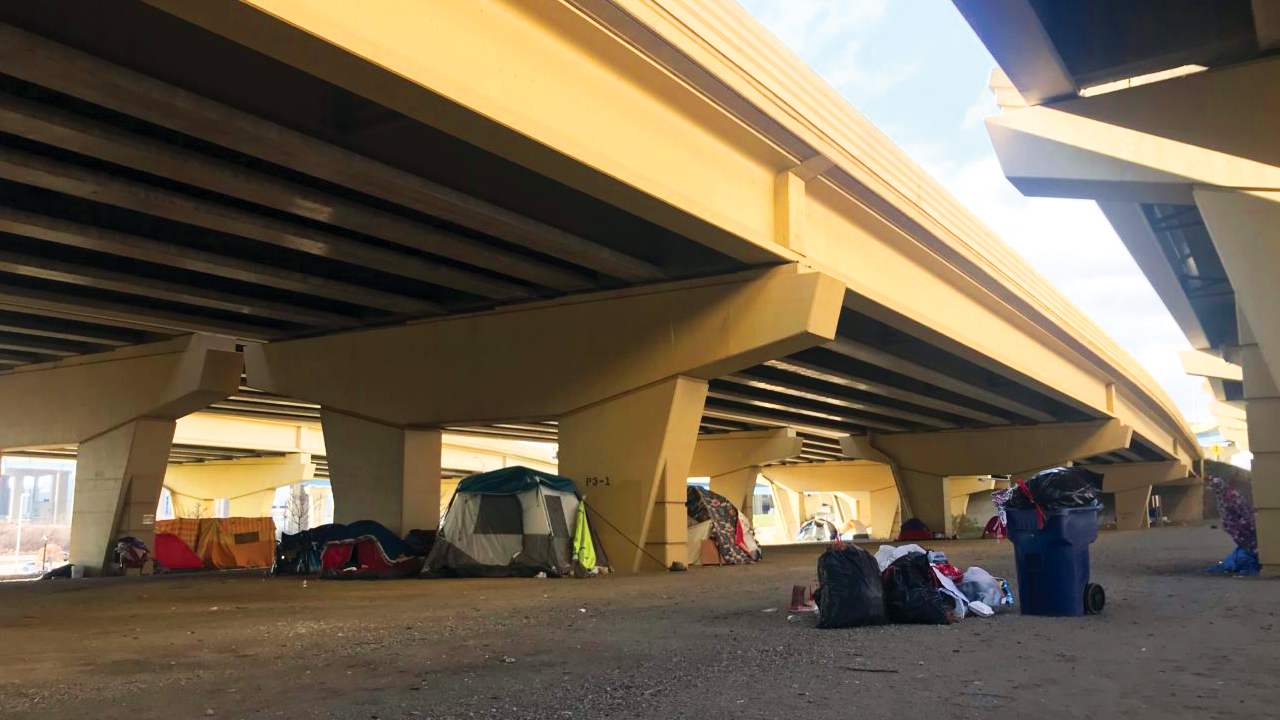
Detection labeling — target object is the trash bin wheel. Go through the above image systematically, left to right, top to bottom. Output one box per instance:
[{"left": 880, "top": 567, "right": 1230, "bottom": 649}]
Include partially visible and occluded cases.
[{"left": 1084, "top": 583, "right": 1105, "bottom": 615}]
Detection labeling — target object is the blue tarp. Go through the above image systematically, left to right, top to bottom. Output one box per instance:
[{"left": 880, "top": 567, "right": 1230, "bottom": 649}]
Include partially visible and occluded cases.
[
  {"left": 455, "top": 466, "right": 580, "bottom": 497},
  {"left": 324, "top": 519, "right": 413, "bottom": 560},
  {"left": 1206, "top": 547, "right": 1261, "bottom": 576}
]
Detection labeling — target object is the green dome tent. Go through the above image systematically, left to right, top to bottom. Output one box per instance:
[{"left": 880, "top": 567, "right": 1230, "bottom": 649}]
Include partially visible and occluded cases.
[{"left": 424, "top": 466, "right": 609, "bottom": 577}]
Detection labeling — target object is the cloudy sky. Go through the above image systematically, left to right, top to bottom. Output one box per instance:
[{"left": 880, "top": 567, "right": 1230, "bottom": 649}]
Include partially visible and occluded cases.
[{"left": 735, "top": 0, "right": 1208, "bottom": 423}]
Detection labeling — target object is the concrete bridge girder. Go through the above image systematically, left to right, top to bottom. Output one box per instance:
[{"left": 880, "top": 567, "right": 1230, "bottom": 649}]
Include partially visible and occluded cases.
[
  {"left": 0, "top": 0, "right": 1204, "bottom": 581},
  {"left": 135, "top": 0, "right": 1198, "bottom": 472},
  {"left": 247, "top": 267, "right": 844, "bottom": 572},
  {"left": 0, "top": 335, "right": 242, "bottom": 573},
  {"left": 840, "top": 420, "right": 1132, "bottom": 534},
  {"left": 689, "top": 428, "right": 804, "bottom": 511},
  {"left": 163, "top": 453, "right": 316, "bottom": 519},
  {"left": 759, "top": 460, "right": 993, "bottom": 541},
  {"left": 1078, "top": 461, "right": 1192, "bottom": 531}
]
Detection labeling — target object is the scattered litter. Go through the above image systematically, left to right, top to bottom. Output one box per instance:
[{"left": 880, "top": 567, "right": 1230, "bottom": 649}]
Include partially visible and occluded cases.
[
  {"left": 931, "top": 565, "right": 968, "bottom": 618},
  {"left": 958, "top": 566, "right": 1011, "bottom": 607},
  {"left": 534, "top": 572, "right": 547, "bottom": 578},
  {"left": 789, "top": 584, "right": 818, "bottom": 614},
  {"left": 967, "top": 601, "right": 994, "bottom": 617},
  {"left": 578, "top": 608, "right": 587, "bottom": 613},
  {"left": 761, "top": 608, "right": 777, "bottom": 613},
  {"left": 786, "top": 614, "right": 802, "bottom": 622},
  {"left": 502, "top": 656, "right": 516, "bottom": 664},
  {"left": 205, "top": 710, "right": 215, "bottom": 717}
]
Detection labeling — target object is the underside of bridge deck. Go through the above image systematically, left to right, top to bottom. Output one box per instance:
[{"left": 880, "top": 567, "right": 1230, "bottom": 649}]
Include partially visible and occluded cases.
[{"left": 0, "top": 0, "right": 1198, "bottom": 574}]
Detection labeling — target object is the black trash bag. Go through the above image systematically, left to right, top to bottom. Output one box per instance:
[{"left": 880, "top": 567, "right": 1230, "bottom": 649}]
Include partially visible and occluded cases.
[
  {"left": 999, "top": 466, "right": 1103, "bottom": 510},
  {"left": 814, "top": 544, "right": 887, "bottom": 629},
  {"left": 882, "top": 552, "right": 952, "bottom": 625}
]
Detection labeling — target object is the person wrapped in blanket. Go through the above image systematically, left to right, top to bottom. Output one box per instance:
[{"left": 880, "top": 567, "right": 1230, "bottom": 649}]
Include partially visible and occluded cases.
[{"left": 1206, "top": 476, "right": 1260, "bottom": 575}]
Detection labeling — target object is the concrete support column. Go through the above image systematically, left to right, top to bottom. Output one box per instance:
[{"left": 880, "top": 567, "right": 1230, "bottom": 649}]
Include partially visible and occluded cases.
[
  {"left": 1237, "top": 327, "right": 1280, "bottom": 569},
  {"left": 559, "top": 376, "right": 706, "bottom": 573},
  {"left": 321, "top": 410, "right": 442, "bottom": 535},
  {"left": 70, "top": 418, "right": 175, "bottom": 574},
  {"left": 842, "top": 421, "right": 1134, "bottom": 538},
  {"left": 163, "top": 453, "right": 316, "bottom": 521},
  {"left": 1081, "top": 460, "right": 1189, "bottom": 531},
  {"left": 708, "top": 466, "right": 760, "bottom": 518},
  {"left": 896, "top": 468, "right": 951, "bottom": 536},
  {"left": 53, "top": 470, "right": 72, "bottom": 525},
  {"left": 6, "top": 476, "right": 22, "bottom": 521},
  {"left": 771, "top": 482, "right": 804, "bottom": 541},
  {"left": 869, "top": 485, "right": 900, "bottom": 540},
  {"left": 1114, "top": 486, "right": 1152, "bottom": 531},
  {"left": 1161, "top": 486, "right": 1205, "bottom": 523},
  {"left": 228, "top": 489, "right": 277, "bottom": 518},
  {"left": 169, "top": 490, "right": 214, "bottom": 519},
  {"left": 852, "top": 491, "right": 872, "bottom": 527},
  {"left": 833, "top": 493, "right": 857, "bottom": 526}
]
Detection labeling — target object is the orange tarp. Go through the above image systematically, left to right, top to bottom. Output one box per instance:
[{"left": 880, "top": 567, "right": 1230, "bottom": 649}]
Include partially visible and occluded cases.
[
  {"left": 155, "top": 517, "right": 276, "bottom": 569},
  {"left": 155, "top": 518, "right": 199, "bottom": 550}
]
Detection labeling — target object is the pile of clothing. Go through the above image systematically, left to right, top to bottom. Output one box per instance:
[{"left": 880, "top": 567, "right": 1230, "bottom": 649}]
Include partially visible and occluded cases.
[
  {"left": 1205, "top": 476, "right": 1260, "bottom": 576},
  {"left": 686, "top": 486, "right": 761, "bottom": 565},
  {"left": 811, "top": 541, "right": 1013, "bottom": 629}
]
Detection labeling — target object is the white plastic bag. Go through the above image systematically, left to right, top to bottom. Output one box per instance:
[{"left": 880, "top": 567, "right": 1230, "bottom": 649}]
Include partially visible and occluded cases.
[
  {"left": 873, "top": 543, "right": 927, "bottom": 572},
  {"left": 958, "top": 566, "right": 1004, "bottom": 606}
]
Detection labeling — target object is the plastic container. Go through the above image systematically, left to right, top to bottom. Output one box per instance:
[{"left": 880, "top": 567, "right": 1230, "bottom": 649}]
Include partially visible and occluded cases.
[{"left": 1005, "top": 504, "right": 1103, "bottom": 617}]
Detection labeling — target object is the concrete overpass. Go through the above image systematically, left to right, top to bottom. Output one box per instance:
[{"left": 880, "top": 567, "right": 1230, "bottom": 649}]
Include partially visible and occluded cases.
[
  {"left": 0, "top": 0, "right": 1197, "bottom": 573},
  {"left": 953, "top": 0, "right": 1277, "bottom": 570},
  {"left": 6, "top": 410, "right": 559, "bottom": 522}
]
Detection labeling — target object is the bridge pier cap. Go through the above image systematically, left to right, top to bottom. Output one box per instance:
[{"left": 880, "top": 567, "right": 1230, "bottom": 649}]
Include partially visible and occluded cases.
[
  {"left": 244, "top": 266, "right": 842, "bottom": 426},
  {"left": 246, "top": 266, "right": 843, "bottom": 571},
  {"left": 0, "top": 334, "right": 242, "bottom": 574}
]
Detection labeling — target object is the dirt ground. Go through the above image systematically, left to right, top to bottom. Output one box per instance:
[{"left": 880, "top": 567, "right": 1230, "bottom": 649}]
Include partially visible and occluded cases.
[{"left": 0, "top": 524, "right": 1275, "bottom": 720}]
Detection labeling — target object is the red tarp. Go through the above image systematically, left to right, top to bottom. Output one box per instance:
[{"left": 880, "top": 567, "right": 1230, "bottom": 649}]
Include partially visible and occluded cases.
[{"left": 154, "top": 532, "right": 204, "bottom": 570}]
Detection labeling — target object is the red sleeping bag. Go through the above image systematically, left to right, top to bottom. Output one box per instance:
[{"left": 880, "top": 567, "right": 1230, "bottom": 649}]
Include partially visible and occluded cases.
[{"left": 320, "top": 539, "right": 423, "bottom": 579}]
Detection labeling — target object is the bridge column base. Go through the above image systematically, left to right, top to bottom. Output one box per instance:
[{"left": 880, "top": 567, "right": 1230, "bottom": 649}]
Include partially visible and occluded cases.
[
  {"left": 559, "top": 376, "right": 706, "bottom": 573},
  {"left": 321, "top": 410, "right": 441, "bottom": 536},
  {"left": 71, "top": 418, "right": 176, "bottom": 575},
  {"left": 709, "top": 466, "right": 760, "bottom": 518},
  {"left": 896, "top": 469, "right": 951, "bottom": 537},
  {"left": 869, "top": 484, "right": 901, "bottom": 540},
  {"left": 1159, "top": 485, "right": 1204, "bottom": 523},
  {"left": 1114, "top": 486, "right": 1152, "bottom": 531}
]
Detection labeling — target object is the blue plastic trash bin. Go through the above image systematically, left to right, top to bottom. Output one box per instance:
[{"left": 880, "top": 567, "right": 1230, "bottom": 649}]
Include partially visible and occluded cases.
[{"left": 1005, "top": 504, "right": 1102, "bottom": 617}]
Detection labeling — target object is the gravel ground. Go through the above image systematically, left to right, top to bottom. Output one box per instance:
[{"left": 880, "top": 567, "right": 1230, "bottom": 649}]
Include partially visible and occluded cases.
[{"left": 0, "top": 524, "right": 1275, "bottom": 720}]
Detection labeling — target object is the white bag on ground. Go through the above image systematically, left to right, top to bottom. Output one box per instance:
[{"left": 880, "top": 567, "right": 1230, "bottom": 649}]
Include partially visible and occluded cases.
[
  {"left": 874, "top": 543, "right": 927, "bottom": 572},
  {"left": 958, "top": 566, "right": 1003, "bottom": 606}
]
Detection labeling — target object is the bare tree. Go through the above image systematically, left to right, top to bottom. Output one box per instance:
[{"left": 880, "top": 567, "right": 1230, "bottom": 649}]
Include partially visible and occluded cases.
[
  {"left": 285, "top": 487, "right": 310, "bottom": 533},
  {"left": 183, "top": 499, "right": 208, "bottom": 520}
]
